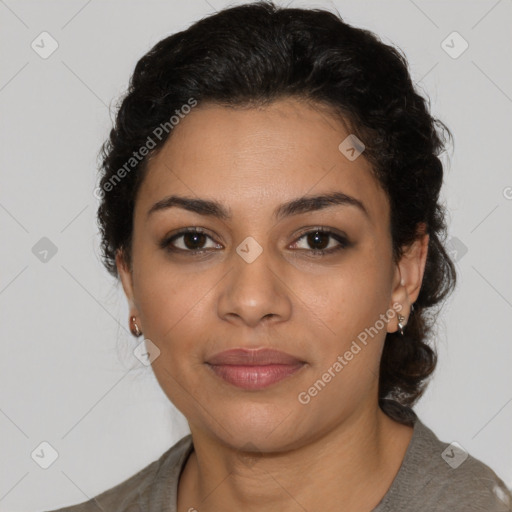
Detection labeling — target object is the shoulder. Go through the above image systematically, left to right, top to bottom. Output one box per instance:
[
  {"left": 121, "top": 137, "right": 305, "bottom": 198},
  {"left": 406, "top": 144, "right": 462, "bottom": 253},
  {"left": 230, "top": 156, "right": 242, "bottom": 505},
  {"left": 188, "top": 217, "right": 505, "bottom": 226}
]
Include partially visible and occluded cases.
[
  {"left": 376, "top": 409, "right": 512, "bottom": 512},
  {"left": 416, "top": 420, "right": 511, "bottom": 510},
  {"left": 42, "top": 434, "right": 193, "bottom": 512}
]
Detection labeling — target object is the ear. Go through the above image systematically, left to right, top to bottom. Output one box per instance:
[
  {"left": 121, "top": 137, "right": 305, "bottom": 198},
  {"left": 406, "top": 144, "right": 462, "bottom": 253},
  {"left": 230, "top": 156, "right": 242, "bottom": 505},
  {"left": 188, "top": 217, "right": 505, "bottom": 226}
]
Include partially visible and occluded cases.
[
  {"left": 387, "top": 223, "right": 429, "bottom": 333},
  {"left": 116, "top": 249, "right": 138, "bottom": 316}
]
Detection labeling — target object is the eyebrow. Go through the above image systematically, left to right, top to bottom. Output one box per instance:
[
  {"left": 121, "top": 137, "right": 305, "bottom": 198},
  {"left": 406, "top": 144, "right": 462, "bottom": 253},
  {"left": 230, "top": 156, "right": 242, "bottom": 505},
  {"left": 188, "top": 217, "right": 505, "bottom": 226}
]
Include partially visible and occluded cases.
[{"left": 146, "top": 191, "right": 369, "bottom": 222}]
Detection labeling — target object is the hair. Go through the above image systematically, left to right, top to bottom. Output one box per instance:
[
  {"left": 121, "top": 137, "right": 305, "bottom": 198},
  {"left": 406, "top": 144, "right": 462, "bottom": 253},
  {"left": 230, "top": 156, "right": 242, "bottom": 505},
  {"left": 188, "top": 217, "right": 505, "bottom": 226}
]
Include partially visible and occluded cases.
[{"left": 96, "top": 0, "right": 456, "bottom": 418}]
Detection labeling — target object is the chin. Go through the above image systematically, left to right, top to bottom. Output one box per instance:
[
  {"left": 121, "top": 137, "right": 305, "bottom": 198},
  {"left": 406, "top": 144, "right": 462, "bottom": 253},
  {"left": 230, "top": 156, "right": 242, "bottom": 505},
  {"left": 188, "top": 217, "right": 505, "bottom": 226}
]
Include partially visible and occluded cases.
[{"left": 197, "top": 405, "right": 306, "bottom": 451}]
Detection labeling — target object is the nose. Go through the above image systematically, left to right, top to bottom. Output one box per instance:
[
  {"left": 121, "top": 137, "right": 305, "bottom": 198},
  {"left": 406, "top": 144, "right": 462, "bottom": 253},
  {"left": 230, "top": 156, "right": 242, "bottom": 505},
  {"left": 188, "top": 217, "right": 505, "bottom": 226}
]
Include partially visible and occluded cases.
[{"left": 217, "top": 242, "right": 292, "bottom": 328}]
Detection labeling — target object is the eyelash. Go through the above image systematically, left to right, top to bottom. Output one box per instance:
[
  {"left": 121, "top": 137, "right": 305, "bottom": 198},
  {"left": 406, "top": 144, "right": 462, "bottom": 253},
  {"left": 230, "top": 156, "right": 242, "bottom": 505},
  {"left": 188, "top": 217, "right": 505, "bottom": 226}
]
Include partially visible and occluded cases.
[{"left": 160, "top": 227, "right": 350, "bottom": 257}]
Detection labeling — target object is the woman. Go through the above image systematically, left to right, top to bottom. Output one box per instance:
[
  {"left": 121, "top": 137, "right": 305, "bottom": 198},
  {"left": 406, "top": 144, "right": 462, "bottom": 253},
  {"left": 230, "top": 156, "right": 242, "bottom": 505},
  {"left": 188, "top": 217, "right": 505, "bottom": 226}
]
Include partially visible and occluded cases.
[{"left": 47, "top": 2, "right": 512, "bottom": 511}]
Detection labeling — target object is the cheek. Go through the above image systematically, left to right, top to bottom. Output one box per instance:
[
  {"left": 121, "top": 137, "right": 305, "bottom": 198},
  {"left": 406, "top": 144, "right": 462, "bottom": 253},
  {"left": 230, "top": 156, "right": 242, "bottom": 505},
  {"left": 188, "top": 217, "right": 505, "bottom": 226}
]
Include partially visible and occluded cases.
[
  {"left": 312, "top": 254, "right": 391, "bottom": 330},
  {"left": 302, "top": 255, "right": 392, "bottom": 384},
  {"left": 133, "top": 264, "right": 223, "bottom": 368},
  {"left": 133, "top": 265, "right": 190, "bottom": 341},
  {"left": 134, "top": 270, "right": 210, "bottom": 413},
  {"left": 298, "top": 288, "right": 388, "bottom": 418},
  {"left": 310, "top": 295, "right": 387, "bottom": 383}
]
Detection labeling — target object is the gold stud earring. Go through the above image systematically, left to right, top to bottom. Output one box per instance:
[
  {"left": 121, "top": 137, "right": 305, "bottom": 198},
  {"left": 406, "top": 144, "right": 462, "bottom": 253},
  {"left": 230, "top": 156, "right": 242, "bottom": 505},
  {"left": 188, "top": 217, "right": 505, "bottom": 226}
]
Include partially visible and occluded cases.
[{"left": 130, "top": 316, "right": 142, "bottom": 337}]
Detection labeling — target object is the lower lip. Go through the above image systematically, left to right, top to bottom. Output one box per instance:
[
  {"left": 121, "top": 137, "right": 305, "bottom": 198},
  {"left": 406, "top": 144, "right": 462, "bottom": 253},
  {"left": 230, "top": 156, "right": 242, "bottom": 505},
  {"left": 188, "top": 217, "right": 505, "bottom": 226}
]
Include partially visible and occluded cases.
[{"left": 206, "top": 363, "right": 305, "bottom": 390}]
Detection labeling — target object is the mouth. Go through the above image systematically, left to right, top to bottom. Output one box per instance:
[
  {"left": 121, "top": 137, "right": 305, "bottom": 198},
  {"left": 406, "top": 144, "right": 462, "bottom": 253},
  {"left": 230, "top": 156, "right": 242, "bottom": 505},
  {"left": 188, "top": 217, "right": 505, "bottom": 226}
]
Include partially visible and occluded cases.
[
  {"left": 205, "top": 348, "right": 307, "bottom": 391},
  {"left": 206, "top": 363, "right": 306, "bottom": 390}
]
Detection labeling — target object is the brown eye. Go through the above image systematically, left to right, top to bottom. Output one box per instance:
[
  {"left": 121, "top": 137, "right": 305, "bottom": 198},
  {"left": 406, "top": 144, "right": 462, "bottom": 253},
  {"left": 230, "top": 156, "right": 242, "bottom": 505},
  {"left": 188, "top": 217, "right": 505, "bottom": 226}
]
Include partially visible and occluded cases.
[
  {"left": 161, "top": 228, "right": 221, "bottom": 253},
  {"left": 291, "top": 228, "right": 350, "bottom": 255},
  {"left": 305, "top": 231, "right": 331, "bottom": 250},
  {"left": 180, "top": 232, "right": 208, "bottom": 250}
]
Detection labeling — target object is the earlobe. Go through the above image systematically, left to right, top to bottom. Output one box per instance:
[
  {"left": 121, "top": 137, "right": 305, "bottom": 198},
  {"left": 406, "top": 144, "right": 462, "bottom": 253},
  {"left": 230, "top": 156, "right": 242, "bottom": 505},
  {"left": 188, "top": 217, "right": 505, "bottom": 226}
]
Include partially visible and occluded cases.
[
  {"left": 387, "top": 225, "right": 429, "bottom": 334},
  {"left": 397, "top": 231, "right": 429, "bottom": 304},
  {"left": 116, "top": 249, "right": 143, "bottom": 337}
]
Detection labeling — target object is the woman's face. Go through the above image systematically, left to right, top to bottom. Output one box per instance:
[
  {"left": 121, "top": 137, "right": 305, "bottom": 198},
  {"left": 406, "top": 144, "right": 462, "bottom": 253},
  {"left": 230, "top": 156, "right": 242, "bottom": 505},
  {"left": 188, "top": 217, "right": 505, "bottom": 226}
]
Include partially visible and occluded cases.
[{"left": 117, "top": 98, "right": 415, "bottom": 452}]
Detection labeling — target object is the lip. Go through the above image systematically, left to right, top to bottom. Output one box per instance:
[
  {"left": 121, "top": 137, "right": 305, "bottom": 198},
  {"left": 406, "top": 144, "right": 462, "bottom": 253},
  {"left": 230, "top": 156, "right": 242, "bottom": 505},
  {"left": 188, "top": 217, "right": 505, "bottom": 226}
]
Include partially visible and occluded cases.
[
  {"left": 205, "top": 348, "right": 306, "bottom": 390},
  {"left": 206, "top": 348, "right": 305, "bottom": 366}
]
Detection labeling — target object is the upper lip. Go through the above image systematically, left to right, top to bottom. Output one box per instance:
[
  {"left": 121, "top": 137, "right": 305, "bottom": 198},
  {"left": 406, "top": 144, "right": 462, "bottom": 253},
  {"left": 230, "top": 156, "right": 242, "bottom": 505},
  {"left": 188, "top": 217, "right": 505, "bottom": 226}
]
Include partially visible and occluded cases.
[{"left": 206, "top": 348, "right": 305, "bottom": 366}]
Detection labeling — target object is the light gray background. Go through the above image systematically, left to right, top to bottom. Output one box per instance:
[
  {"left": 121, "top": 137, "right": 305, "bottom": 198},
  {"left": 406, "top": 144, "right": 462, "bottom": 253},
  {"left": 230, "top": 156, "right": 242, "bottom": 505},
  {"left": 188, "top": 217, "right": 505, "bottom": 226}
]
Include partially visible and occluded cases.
[{"left": 1, "top": 0, "right": 511, "bottom": 510}]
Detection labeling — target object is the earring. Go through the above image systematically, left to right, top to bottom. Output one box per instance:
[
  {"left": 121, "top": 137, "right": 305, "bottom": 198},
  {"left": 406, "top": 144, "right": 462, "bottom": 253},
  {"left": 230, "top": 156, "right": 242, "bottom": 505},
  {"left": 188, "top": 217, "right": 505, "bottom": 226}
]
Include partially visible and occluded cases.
[
  {"left": 397, "top": 314, "right": 406, "bottom": 336},
  {"left": 130, "top": 316, "right": 142, "bottom": 337}
]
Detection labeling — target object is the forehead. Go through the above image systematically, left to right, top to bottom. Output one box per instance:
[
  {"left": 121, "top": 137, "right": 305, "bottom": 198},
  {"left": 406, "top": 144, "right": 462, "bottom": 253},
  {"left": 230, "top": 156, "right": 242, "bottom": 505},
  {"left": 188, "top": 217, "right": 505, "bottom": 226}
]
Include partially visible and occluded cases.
[{"left": 136, "top": 98, "right": 388, "bottom": 225}]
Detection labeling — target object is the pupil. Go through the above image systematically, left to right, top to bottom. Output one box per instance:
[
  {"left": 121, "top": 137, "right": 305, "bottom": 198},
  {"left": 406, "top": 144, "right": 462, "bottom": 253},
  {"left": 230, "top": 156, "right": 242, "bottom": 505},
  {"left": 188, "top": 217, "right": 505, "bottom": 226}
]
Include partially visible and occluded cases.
[
  {"left": 308, "top": 231, "right": 328, "bottom": 250},
  {"left": 184, "top": 232, "right": 206, "bottom": 250}
]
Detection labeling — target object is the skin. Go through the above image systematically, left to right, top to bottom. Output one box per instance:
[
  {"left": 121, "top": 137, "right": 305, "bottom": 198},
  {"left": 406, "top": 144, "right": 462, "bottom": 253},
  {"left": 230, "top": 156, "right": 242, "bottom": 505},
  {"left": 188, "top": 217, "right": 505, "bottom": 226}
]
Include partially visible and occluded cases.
[{"left": 117, "top": 97, "right": 429, "bottom": 511}]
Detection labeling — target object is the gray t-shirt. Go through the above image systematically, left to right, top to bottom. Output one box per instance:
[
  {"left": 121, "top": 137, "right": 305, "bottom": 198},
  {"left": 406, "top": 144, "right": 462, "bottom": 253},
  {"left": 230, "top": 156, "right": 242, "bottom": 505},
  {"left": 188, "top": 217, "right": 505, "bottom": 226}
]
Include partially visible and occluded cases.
[{"left": 45, "top": 409, "right": 512, "bottom": 511}]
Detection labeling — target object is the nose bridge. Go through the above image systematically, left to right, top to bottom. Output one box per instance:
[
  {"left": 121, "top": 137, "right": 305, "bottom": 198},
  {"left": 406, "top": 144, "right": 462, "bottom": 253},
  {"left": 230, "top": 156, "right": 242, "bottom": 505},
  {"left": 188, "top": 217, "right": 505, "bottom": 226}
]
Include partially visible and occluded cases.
[{"left": 217, "top": 234, "right": 292, "bottom": 326}]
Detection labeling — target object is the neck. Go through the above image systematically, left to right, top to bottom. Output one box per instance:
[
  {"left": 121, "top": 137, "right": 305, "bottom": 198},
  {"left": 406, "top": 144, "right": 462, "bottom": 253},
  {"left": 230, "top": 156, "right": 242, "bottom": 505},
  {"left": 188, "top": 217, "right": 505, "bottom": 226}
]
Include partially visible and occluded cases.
[{"left": 177, "top": 405, "right": 414, "bottom": 512}]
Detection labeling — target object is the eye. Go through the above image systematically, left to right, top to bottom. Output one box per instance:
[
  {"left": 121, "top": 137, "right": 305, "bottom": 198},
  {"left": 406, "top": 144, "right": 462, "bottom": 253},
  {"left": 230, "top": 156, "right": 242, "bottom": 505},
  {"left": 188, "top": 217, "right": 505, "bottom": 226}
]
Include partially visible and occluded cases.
[
  {"left": 161, "top": 227, "right": 350, "bottom": 256},
  {"left": 161, "top": 228, "right": 222, "bottom": 253},
  {"left": 290, "top": 228, "right": 350, "bottom": 255}
]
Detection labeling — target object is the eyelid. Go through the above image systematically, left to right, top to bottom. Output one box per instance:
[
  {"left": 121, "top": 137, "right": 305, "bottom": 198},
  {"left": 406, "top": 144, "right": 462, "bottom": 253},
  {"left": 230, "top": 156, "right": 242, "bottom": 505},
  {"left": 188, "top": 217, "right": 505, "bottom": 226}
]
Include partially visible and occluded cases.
[
  {"left": 293, "top": 225, "right": 349, "bottom": 240},
  {"left": 290, "top": 226, "right": 351, "bottom": 252},
  {"left": 160, "top": 227, "right": 221, "bottom": 250}
]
